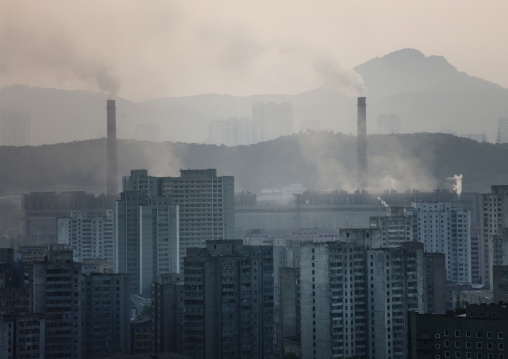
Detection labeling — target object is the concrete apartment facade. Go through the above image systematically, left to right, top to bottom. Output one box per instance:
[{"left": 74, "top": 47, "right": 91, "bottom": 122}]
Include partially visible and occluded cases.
[
  {"left": 122, "top": 169, "right": 235, "bottom": 273},
  {"left": 405, "top": 202, "right": 471, "bottom": 283},
  {"left": 182, "top": 240, "right": 274, "bottom": 359}
]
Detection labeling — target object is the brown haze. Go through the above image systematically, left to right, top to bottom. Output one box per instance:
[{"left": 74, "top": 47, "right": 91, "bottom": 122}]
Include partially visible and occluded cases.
[{"left": 1, "top": 0, "right": 507, "bottom": 101}]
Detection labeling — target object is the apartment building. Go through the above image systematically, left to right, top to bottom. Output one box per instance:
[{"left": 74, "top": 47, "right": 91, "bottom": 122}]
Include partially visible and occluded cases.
[{"left": 182, "top": 240, "right": 274, "bottom": 359}]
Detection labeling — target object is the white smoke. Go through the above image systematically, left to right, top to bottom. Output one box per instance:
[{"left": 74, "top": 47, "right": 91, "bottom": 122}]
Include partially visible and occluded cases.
[
  {"left": 313, "top": 54, "right": 366, "bottom": 97},
  {"left": 447, "top": 174, "right": 463, "bottom": 198},
  {"left": 377, "top": 196, "right": 389, "bottom": 208}
]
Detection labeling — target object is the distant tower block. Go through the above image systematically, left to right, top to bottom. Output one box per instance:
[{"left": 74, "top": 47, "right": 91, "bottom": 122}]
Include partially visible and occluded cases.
[
  {"left": 357, "top": 97, "right": 367, "bottom": 190},
  {"left": 107, "top": 100, "right": 118, "bottom": 196}
]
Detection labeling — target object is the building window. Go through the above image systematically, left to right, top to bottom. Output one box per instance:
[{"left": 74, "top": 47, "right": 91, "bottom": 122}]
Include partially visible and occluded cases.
[
  {"left": 456, "top": 331, "right": 461, "bottom": 337},
  {"left": 477, "top": 332, "right": 482, "bottom": 338},
  {"left": 499, "top": 333, "right": 504, "bottom": 340},
  {"left": 477, "top": 342, "right": 482, "bottom": 349},
  {"left": 499, "top": 343, "right": 505, "bottom": 350}
]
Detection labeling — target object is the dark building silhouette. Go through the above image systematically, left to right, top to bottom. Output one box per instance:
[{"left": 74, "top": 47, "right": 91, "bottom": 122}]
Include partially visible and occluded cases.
[
  {"left": 182, "top": 240, "right": 274, "bottom": 359},
  {"left": 82, "top": 273, "right": 130, "bottom": 358},
  {"left": 151, "top": 274, "right": 184, "bottom": 354},
  {"left": 408, "top": 303, "right": 508, "bottom": 359}
]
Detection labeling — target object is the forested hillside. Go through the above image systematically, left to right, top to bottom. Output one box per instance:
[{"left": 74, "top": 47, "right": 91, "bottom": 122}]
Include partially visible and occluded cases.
[{"left": 1, "top": 132, "right": 507, "bottom": 196}]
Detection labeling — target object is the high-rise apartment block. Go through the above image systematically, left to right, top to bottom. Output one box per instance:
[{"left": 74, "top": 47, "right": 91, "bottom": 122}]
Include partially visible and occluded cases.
[
  {"left": 207, "top": 102, "right": 293, "bottom": 146},
  {"left": 253, "top": 102, "right": 293, "bottom": 143},
  {"left": 208, "top": 117, "right": 253, "bottom": 146},
  {"left": 121, "top": 169, "right": 235, "bottom": 269},
  {"left": 480, "top": 186, "right": 508, "bottom": 288},
  {"left": 23, "top": 191, "right": 114, "bottom": 245},
  {"left": 115, "top": 191, "right": 179, "bottom": 295},
  {"left": 405, "top": 202, "right": 471, "bottom": 283},
  {"left": 57, "top": 209, "right": 114, "bottom": 263},
  {"left": 369, "top": 214, "right": 413, "bottom": 246},
  {"left": 298, "top": 238, "right": 428, "bottom": 359},
  {"left": 182, "top": 240, "right": 274, "bottom": 359},
  {"left": 24, "top": 248, "right": 83, "bottom": 359},
  {"left": 82, "top": 273, "right": 130, "bottom": 357},
  {"left": 151, "top": 273, "right": 184, "bottom": 354},
  {"left": 408, "top": 303, "right": 508, "bottom": 359},
  {"left": 0, "top": 313, "right": 45, "bottom": 359}
]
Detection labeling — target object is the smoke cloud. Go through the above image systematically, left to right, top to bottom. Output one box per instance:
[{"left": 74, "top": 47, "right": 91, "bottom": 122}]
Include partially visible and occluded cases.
[
  {"left": 0, "top": 2, "right": 121, "bottom": 98},
  {"left": 313, "top": 55, "right": 366, "bottom": 97},
  {"left": 293, "top": 133, "right": 436, "bottom": 193},
  {"left": 447, "top": 174, "right": 463, "bottom": 198}
]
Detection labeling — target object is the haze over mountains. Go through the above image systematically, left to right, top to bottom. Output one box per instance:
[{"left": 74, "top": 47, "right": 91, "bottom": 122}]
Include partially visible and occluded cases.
[
  {"left": 1, "top": 48, "right": 507, "bottom": 145},
  {"left": 1, "top": 132, "right": 508, "bottom": 196}
]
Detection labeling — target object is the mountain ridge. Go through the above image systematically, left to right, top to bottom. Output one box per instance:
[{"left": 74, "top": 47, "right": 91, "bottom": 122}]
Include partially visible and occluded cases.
[
  {"left": 1, "top": 48, "right": 507, "bottom": 145},
  {"left": 1, "top": 132, "right": 507, "bottom": 196}
]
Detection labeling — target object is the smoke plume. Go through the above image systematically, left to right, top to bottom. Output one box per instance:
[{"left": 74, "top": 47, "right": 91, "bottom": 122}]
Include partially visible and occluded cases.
[
  {"left": 0, "top": 2, "right": 121, "bottom": 98},
  {"left": 313, "top": 54, "right": 366, "bottom": 97},
  {"left": 447, "top": 174, "right": 463, "bottom": 198}
]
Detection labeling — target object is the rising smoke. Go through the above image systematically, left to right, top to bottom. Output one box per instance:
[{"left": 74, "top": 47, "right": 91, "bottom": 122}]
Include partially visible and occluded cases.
[
  {"left": 0, "top": 2, "right": 121, "bottom": 98},
  {"left": 313, "top": 54, "right": 366, "bottom": 97},
  {"left": 447, "top": 174, "right": 463, "bottom": 198}
]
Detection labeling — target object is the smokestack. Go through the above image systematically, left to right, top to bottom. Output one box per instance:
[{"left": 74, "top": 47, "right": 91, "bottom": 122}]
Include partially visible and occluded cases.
[
  {"left": 357, "top": 97, "right": 367, "bottom": 190},
  {"left": 107, "top": 99, "right": 118, "bottom": 196}
]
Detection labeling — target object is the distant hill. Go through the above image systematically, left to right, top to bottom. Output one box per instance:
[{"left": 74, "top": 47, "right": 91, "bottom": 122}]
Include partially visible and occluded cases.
[
  {"left": 1, "top": 48, "right": 507, "bottom": 145},
  {"left": 1, "top": 132, "right": 507, "bottom": 196}
]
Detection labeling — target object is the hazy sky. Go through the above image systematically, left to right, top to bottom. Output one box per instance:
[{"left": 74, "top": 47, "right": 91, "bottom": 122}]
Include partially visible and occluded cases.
[{"left": 1, "top": 0, "right": 507, "bottom": 102}]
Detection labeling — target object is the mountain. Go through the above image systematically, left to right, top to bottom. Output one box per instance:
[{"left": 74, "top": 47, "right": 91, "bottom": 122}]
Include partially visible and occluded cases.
[
  {"left": 1, "top": 49, "right": 507, "bottom": 145},
  {"left": 354, "top": 49, "right": 508, "bottom": 138},
  {"left": 1, "top": 132, "right": 507, "bottom": 196}
]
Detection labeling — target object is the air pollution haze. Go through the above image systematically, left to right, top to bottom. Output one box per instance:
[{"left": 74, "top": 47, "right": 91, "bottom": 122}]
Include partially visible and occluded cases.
[
  {"left": 1, "top": 0, "right": 508, "bottom": 101},
  {"left": 0, "top": 2, "right": 121, "bottom": 98}
]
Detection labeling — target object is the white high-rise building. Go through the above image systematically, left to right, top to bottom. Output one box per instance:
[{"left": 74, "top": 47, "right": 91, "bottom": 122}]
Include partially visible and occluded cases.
[
  {"left": 253, "top": 102, "right": 293, "bottom": 143},
  {"left": 208, "top": 117, "right": 253, "bottom": 146},
  {"left": 405, "top": 202, "right": 471, "bottom": 283},
  {"left": 57, "top": 209, "right": 114, "bottom": 263}
]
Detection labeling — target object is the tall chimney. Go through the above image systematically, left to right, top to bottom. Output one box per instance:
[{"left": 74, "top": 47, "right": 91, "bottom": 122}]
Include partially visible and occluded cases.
[
  {"left": 357, "top": 97, "right": 367, "bottom": 190},
  {"left": 107, "top": 99, "right": 118, "bottom": 196}
]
